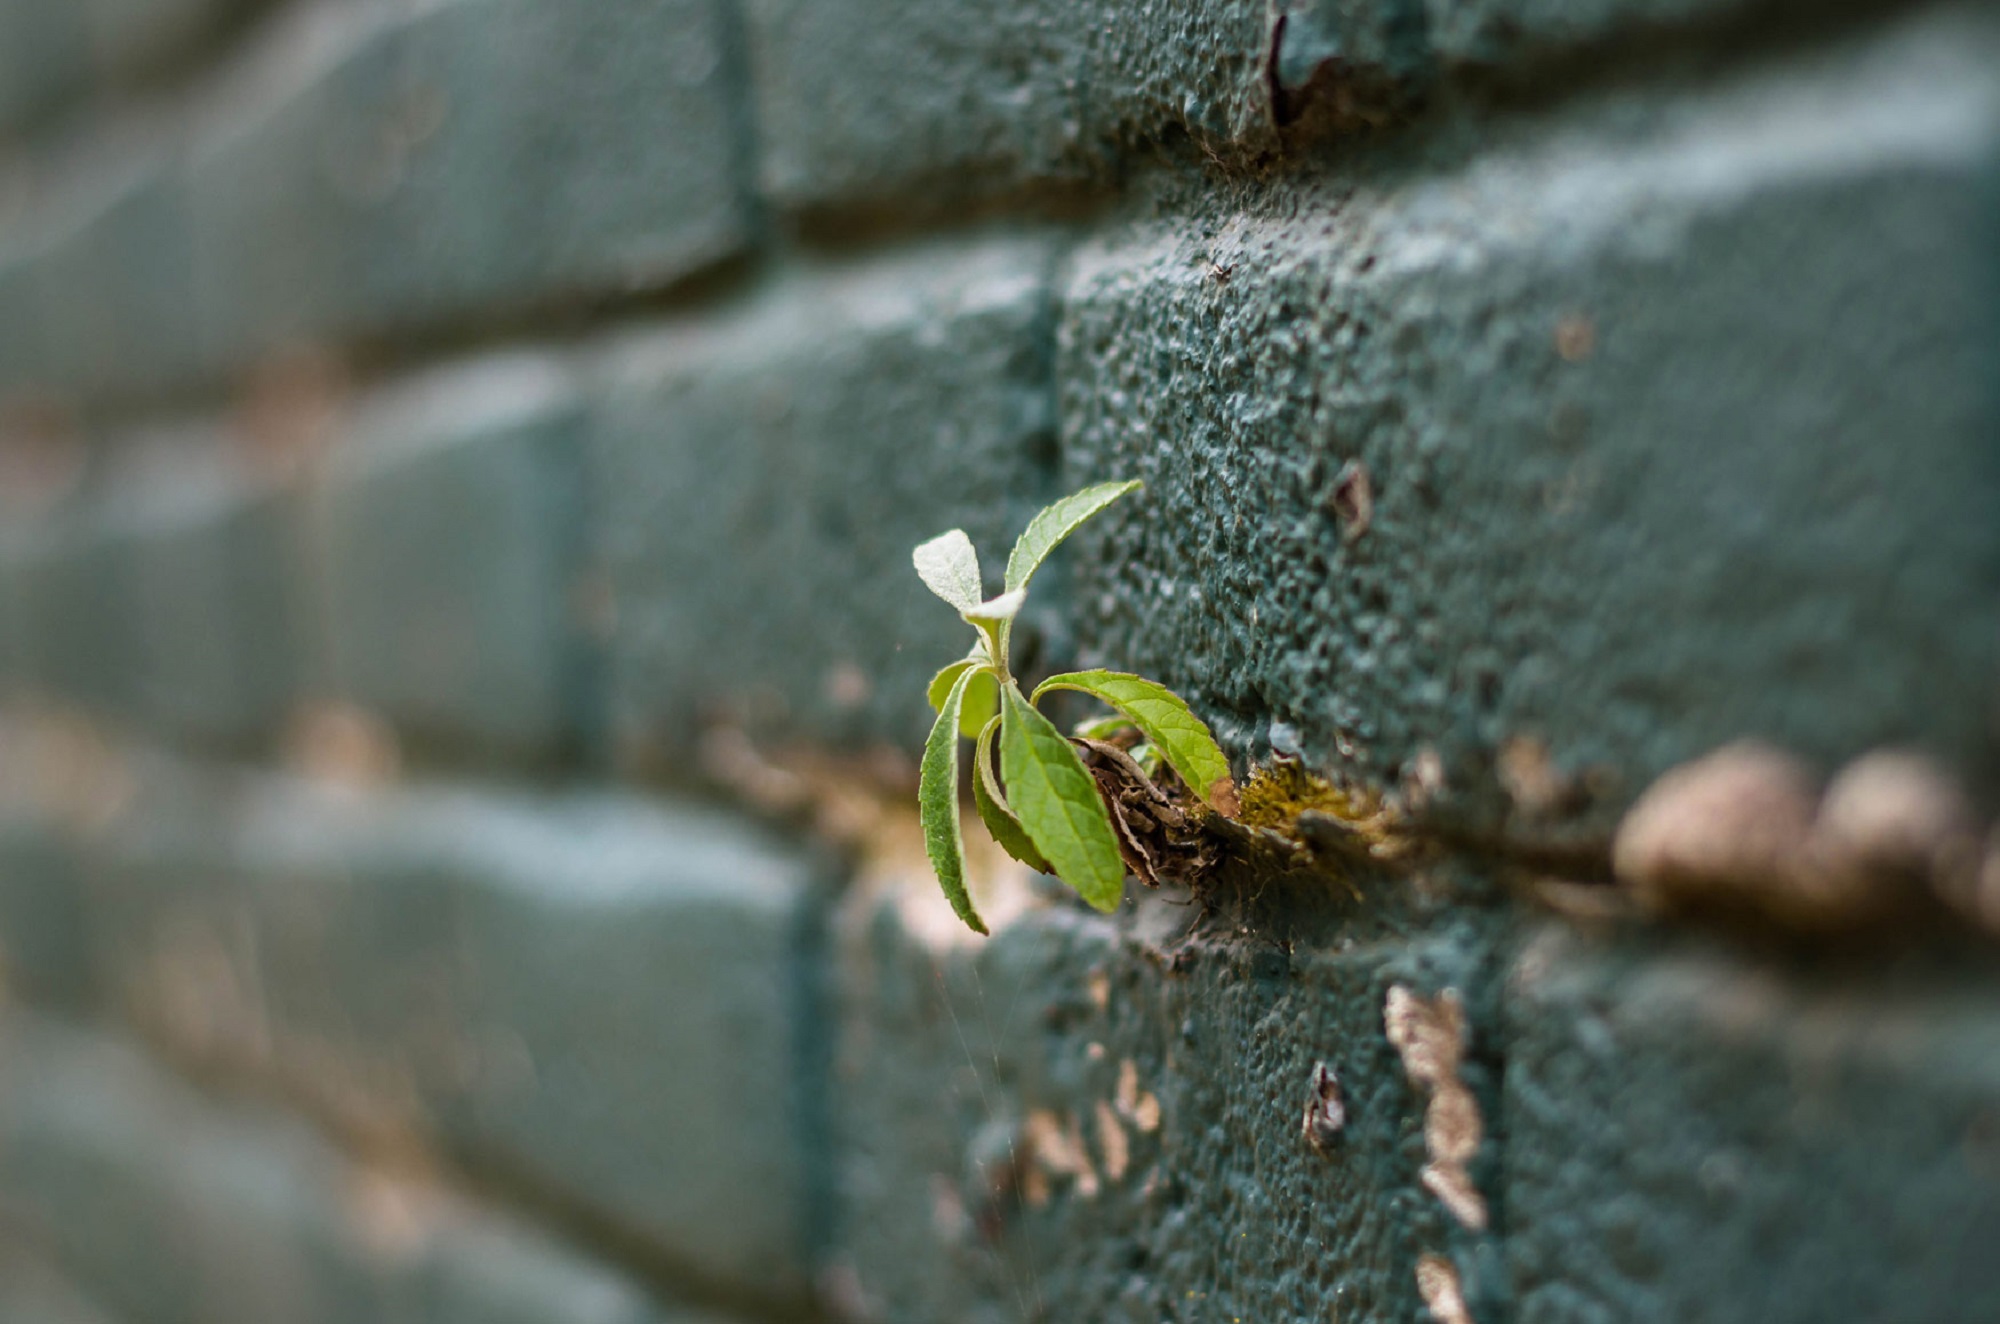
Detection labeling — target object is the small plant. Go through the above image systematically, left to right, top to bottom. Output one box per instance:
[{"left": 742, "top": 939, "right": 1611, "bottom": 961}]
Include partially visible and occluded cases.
[{"left": 913, "top": 480, "right": 1237, "bottom": 934}]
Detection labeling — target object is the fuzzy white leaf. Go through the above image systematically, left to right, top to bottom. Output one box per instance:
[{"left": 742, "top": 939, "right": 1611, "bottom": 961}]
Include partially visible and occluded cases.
[{"left": 912, "top": 529, "right": 983, "bottom": 613}]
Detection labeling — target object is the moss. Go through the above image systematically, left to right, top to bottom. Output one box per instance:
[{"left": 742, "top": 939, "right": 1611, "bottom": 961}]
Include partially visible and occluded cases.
[{"left": 1235, "top": 759, "right": 1391, "bottom": 838}]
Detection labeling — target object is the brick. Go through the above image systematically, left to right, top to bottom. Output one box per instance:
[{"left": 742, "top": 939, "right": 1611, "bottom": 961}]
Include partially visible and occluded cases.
[
  {"left": 0, "top": 0, "right": 260, "bottom": 137},
  {"left": 66, "top": 0, "right": 256, "bottom": 90},
  {"left": 187, "top": 0, "right": 748, "bottom": 376},
  {"left": 743, "top": 0, "right": 1274, "bottom": 217},
  {"left": 744, "top": 0, "right": 1840, "bottom": 221},
  {"left": 1266, "top": 0, "right": 1432, "bottom": 124},
  {"left": 1426, "top": 0, "right": 1790, "bottom": 70},
  {"left": 0, "top": 3, "right": 88, "bottom": 135},
  {"left": 1056, "top": 10, "right": 2000, "bottom": 835},
  {"left": 29, "top": 146, "right": 205, "bottom": 405},
  {"left": 589, "top": 238, "right": 1060, "bottom": 767},
  {"left": 0, "top": 246, "right": 50, "bottom": 396},
  {"left": 314, "top": 353, "right": 584, "bottom": 763},
  {"left": 0, "top": 432, "right": 301, "bottom": 745},
  {"left": 109, "top": 433, "right": 303, "bottom": 749},
  {"left": 10, "top": 446, "right": 298, "bottom": 738},
  {"left": 10, "top": 500, "right": 140, "bottom": 717},
  {"left": 0, "top": 530, "right": 26, "bottom": 693},
  {"left": 85, "top": 763, "right": 826, "bottom": 1307},
  {"left": 439, "top": 791, "right": 825, "bottom": 1302},
  {"left": 0, "top": 813, "right": 92, "bottom": 1008},
  {"left": 828, "top": 864, "right": 1506, "bottom": 1322},
  {"left": 1503, "top": 920, "right": 2000, "bottom": 1321},
  {"left": 0, "top": 1013, "right": 726, "bottom": 1324},
  {"left": 421, "top": 1217, "right": 731, "bottom": 1324},
  {"left": 0, "top": 1250, "right": 118, "bottom": 1324}
]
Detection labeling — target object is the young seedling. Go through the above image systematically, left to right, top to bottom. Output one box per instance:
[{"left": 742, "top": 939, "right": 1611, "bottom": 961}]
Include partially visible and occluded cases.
[{"left": 913, "top": 480, "right": 1238, "bottom": 934}]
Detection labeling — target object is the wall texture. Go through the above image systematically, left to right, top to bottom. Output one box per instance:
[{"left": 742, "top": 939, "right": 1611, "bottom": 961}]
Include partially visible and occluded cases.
[{"left": 1, "top": 0, "right": 1997, "bottom": 1321}]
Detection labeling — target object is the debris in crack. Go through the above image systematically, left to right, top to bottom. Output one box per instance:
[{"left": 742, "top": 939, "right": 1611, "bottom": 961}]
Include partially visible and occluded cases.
[
  {"left": 1328, "top": 459, "right": 1373, "bottom": 543},
  {"left": 1074, "top": 734, "right": 1194, "bottom": 887},
  {"left": 1613, "top": 741, "right": 1997, "bottom": 936},
  {"left": 1385, "top": 985, "right": 1487, "bottom": 1232},
  {"left": 1302, "top": 1060, "right": 1346, "bottom": 1153}
]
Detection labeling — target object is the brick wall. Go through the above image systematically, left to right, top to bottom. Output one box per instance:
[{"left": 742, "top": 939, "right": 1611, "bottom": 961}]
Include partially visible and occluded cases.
[{"left": 1, "top": 0, "right": 1997, "bottom": 1320}]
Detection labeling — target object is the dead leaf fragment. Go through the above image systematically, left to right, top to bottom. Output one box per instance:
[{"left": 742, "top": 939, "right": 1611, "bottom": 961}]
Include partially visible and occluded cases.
[{"left": 1073, "top": 736, "right": 1199, "bottom": 887}]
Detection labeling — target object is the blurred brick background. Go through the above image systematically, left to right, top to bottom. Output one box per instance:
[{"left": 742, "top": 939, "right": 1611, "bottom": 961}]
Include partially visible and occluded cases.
[{"left": 0, "top": 0, "right": 1998, "bottom": 1320}]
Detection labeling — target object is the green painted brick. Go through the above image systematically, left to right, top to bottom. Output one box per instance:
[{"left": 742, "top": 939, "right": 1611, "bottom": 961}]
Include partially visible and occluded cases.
[
  {"left": 0, "top": 0, "right": 262, "bottom": 137},
  {"left": 64, "top": 0, "right": 258, "bottom": 89},
  {"left": 188, "top": 0, "right": 749, "bottom": 376},
  {"left": 742, "top": 0, "right": 1837, "bottom": 219},
  {"left": 744, "top": 0, "right": 1275, "bottom": 216},
  {"left": 1266, "top": 0, "right": 1431, "bottom": 122},
  {"left": 1426, "top": 0, "right": 1797, "bottom": 69},
  {"left": 0, "top": 2, "right": 88, "bottom": 134},
  {"left": 1056, "top": 10, "right": 2000, "bottom": 832},
  {"left": 30, "top": 153, "right": 203, "bottom": 405},
  {"left": 589, "top": 238, "right": 1062, "bottom": 767},
  {"left": 0, "top": 249, "right": 48, "bottom": 395},
  {"left": 315, "top": 353, "right": 584, "bottom": 763},
  {"left": 113, "top": 440, "right": 303, "bottom": 749},
  {"left": 14, "top": 451, "right": 300, "bottom": 739},
  {"left": 11, "top": 501, "right": 141, "bottom": 717},
  {"left": 0, "top": 529, "right": 27, "bottom": 695},
  {"left": 85, "top": 764, "right": 827, "bottom": 1307},
  {"left": 436, "top": 789, "right": 826, "bottom": 1303},
  {"left": 0, "top": 814, "right": 92, "bottom": 1009},
  {"left": 830, "top": 871, "right": 1506, "bottom": 1322},
  {"left": 1504, "top": 920, "right": 2000, "bottom": 1322},
  {"left": 0, "top": 1013, "right": 727, "bottom": 1324},
  {"left": 0, "top": 1013, "right": 338, "bottom": 1324},
  {"left": 419, "top": 1215, "right": 736, "bottom": 1324},
  {"left": 0, "top": 1251, "right": 118, "bottom": 1324}
]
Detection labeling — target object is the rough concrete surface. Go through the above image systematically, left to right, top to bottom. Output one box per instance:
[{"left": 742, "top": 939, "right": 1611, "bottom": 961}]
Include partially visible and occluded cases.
[
  {"left": 1058, "top": 10, "right": 2000, "bottom": 835},
  {"left": 830, "top": 861, "right": 1506, "bottom": 1324},
  {"left": 1504, "top": 919, "right": 2000, "bottom": 1322}
]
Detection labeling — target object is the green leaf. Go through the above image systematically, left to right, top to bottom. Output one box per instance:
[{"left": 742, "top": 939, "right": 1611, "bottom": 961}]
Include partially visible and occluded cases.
[
  {"left": 1004, "top": 480, "right": 1142, "bottom": 593},
  {"left": 913, "top": 529, "right": 983, "bottom": 613},
  {"left": 927, "top": 657, "right": 998, "bottom": 737},
  {"left": 927, "top": 659, "right": 974, "bottom": 712},
  {"left": 920, "top": 665, "right": 988, "bottom": 934},
  {"left": 959, "top": 669, "right": 997, "bottom": 738},
  {"left": 1032, "top": 670, "right": 1236, "bottom": 812},
  {"left": 999, "top": 683, "right": 1126, "bottom": 912},
  {"left": 1072, "top": 713, "right": 1137, "bottom": 742},
  {"left": 973, "top": 717, "right": 1053, "bottom": 873}
]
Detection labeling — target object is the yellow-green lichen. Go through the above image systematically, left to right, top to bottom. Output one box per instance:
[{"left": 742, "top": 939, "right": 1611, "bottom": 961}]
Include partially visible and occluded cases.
[{"left": 1235, "top": 759, "right": 1391, "bottom": 837}]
